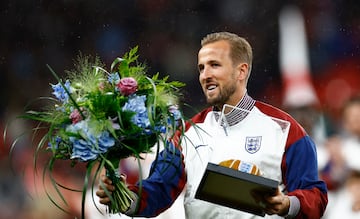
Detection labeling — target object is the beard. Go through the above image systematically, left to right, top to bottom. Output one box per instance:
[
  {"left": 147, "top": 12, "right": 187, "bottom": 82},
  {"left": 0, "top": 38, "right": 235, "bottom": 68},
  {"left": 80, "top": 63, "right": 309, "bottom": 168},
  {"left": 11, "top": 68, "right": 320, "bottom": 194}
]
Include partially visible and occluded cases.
[{"left": 205, "top": 79, "right": 237, "bottom": 107}]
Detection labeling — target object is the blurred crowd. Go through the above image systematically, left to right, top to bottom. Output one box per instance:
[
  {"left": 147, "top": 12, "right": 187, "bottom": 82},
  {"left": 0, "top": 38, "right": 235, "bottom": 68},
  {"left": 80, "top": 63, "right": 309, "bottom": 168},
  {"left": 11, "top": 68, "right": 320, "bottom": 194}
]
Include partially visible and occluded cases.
[{"left": 1, "top": 0, "right": 360, "bottom": 218}]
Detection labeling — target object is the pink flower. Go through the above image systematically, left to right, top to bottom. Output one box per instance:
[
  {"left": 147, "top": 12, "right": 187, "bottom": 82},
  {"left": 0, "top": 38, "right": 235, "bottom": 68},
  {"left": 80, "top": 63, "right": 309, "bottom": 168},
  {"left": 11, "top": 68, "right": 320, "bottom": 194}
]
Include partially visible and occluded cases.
[
  {"left": 117, "top": 77, "right": 138, "bottom": 96},
  {"left": 98, "top": 82, "right": 105, "bottom": 91},
  {"left": 70, "top": 109, "right": 83, "bottom": 124}
]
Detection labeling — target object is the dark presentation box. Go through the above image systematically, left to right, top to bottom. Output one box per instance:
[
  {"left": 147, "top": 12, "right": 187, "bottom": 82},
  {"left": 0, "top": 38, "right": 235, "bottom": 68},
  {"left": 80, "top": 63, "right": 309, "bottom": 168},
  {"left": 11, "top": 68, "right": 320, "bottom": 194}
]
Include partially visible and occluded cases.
[{"left": 195, "top": 163, "right": 279, "bottom": 217}]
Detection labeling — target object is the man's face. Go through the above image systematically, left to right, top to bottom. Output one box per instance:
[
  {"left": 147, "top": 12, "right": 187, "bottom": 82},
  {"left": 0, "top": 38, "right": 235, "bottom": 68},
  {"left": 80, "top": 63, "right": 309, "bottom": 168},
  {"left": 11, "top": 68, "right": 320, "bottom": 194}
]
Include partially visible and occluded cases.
[
  {"left": 197, "top": 40, "right": 241, "bottom": 107},
  {"left": 344, "top": 103, "right": 360, "bottom": 137}
]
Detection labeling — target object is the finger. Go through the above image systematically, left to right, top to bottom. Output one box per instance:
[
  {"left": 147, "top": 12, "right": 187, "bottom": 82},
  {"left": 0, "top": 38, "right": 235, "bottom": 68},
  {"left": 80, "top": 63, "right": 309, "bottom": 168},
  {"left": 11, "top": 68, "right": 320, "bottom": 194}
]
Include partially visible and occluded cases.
[
  {"left": 120, "top": 173, "right": 127, "bottom": 182},
  {"left": 100, "top": 174, "right": 113, "bottom": 184},
  {"left": 98, "top": 180, "right": 115, "bottom": 193},
  {"left": 98, "top": 182, "right": 115, "bottom": 192},
  {"left": 264, "top": 188, "right": 284, "bottom": 205},
  {"left": 96, "top": 189, "right": 111, "bottom": 198},
  {"left": 264, "top": 195, "right": 290, "bottom": 216},
  {"left": 266, "top": 195, "right": 283, "bottom": 205},
  {"left": 98, "top": 196, "right": 112, "bottom": 205},
  {"left": 266, "top": 203, "right": 283, "bottom": 213},
  {"left": 264, "top": 207, "right": 280, "bottom": 216}
]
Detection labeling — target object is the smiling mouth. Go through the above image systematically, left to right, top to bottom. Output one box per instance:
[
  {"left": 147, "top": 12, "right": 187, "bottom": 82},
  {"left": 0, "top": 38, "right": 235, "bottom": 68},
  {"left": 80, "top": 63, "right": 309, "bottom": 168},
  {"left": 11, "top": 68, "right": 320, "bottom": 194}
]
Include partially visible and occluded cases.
[
  {"left": 205, "top": 84, "right": 218, "bottom": 98},
  {"left": 207, "top": 85, "right": 217, "bottom": 91}
]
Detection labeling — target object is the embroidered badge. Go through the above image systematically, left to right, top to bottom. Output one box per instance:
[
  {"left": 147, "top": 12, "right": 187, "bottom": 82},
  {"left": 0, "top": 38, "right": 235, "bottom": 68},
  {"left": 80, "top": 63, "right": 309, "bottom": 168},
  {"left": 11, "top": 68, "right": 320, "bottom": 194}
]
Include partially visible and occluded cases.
[{"left": 245, "top": 136, "right": 262, "bottom": 154}]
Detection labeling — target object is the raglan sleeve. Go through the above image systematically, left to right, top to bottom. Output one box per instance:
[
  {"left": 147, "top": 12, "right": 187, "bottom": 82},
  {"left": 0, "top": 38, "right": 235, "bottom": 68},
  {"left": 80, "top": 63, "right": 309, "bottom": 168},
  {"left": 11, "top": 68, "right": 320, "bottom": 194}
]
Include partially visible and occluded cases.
[
  {"left": 283, "top": 135, "right": 328, "bottom": 218},
  {"left": 126, "top": 141, "right": 186, "bottom": 217}
]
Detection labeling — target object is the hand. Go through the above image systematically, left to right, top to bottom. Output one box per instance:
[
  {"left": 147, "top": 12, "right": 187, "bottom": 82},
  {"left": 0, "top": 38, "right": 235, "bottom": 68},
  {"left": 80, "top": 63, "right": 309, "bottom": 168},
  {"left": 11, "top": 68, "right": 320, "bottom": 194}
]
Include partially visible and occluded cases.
[
  {"left": 96, "top": 174, "right": 117, "bottom": 205},
  {"left": 253, "top": 188, "right": 290, "bottom": 216}
]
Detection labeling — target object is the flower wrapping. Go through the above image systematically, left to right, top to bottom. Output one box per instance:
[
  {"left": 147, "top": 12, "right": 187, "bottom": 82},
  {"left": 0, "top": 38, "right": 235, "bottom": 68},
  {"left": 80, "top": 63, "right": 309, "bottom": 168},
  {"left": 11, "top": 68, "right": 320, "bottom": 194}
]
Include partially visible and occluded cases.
[{"left": 9, "top": 47, "right": 187, "bottom": 218}]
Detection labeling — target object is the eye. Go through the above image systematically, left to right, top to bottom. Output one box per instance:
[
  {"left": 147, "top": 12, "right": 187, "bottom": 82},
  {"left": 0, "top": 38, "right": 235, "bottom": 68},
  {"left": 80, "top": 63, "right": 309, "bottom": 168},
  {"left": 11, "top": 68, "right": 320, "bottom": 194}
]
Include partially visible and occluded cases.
[
  {"left": 209, "top": 60, "right": 221, "bottom": 68},
  {"left": 198, "top": 64, "right": 204, "bottom": 73}
]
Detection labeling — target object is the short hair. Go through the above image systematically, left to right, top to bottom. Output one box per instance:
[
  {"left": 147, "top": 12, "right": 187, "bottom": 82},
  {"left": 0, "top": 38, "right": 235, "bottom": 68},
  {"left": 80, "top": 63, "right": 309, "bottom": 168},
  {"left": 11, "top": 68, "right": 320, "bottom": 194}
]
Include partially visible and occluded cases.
[{"left": 201, "top": 32, "right": 253, "bottom": 75}]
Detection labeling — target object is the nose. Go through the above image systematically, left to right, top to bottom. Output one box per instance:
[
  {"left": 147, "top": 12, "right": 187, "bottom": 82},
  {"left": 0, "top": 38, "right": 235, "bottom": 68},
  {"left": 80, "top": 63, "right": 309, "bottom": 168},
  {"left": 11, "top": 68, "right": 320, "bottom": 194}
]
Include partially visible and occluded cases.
[{"left": 200, "top": 66, "right": 212, "bottom": 81}]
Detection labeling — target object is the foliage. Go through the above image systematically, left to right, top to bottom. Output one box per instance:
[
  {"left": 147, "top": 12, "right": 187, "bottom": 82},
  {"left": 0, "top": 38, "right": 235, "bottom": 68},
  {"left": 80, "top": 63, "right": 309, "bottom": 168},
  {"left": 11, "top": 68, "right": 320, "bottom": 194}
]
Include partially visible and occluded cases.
[{"left": 9, "top": 46, "right": 186, "bottom": 218}]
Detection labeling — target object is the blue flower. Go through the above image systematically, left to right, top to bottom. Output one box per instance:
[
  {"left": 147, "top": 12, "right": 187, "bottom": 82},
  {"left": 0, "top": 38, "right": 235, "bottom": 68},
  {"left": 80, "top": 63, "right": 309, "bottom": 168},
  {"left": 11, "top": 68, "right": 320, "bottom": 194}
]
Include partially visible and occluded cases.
[
  {"left": 108, "top": 73, "right": 120, "bottom": 84},
  {"left": 51, "top": 80, "right": 72, "bottom": 103},
  {"left": 122, "top": 95, "right": 150, "bottom": 129},
  {"left": 168, "top": 105, "right": 182, "bottom": 120},
  {"left": 66, "top": 120, "right": 85, "bottom": 133},
  {"left": 67, "top": 120, "right": 116, "bottom": 161},
  {"left": 155, "top": 125, "right": 166, "bottom": 133},
  {"left": 97, "top": 131, "right": 116, "bottom": 152},
  {"left": 48, "top": 136, "right": 62, "bottom": 149},
  {"left": 70, "top": 137, "right": 99, "bottom": 161}
]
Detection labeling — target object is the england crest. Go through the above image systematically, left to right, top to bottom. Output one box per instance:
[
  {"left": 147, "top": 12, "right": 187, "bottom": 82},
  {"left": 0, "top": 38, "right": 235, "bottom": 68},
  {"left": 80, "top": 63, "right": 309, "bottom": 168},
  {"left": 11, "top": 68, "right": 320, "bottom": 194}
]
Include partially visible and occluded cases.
[{"left": 245, "top": 136, "right": 262, "bottom": 154}]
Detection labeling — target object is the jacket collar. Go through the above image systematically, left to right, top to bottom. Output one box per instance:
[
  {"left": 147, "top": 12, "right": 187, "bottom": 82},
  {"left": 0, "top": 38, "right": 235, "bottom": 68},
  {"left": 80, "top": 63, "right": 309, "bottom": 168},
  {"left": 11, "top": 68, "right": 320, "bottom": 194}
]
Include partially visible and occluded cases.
[{"left": 213, "top": 93, "right": 255, "bottom": 126}]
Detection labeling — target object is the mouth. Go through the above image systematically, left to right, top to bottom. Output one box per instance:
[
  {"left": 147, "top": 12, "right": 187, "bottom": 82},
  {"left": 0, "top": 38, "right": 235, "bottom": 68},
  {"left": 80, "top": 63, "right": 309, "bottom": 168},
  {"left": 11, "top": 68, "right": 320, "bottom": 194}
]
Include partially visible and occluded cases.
[
  {"left": 204, "top": 83, "right": 218, "bottom": 96},
  {"left": 207, "top": 84, "right": 217, "bottom": 91}
]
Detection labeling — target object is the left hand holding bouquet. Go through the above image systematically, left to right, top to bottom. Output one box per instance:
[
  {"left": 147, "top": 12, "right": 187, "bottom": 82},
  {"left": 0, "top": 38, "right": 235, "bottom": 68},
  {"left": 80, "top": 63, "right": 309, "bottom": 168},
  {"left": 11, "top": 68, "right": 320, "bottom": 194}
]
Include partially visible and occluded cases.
[
  {"left": 96, "top": 174, "right": 136, "bottom": 214},
  {"left": 97, "top": 174, "right": 116, "bottom": 205}
]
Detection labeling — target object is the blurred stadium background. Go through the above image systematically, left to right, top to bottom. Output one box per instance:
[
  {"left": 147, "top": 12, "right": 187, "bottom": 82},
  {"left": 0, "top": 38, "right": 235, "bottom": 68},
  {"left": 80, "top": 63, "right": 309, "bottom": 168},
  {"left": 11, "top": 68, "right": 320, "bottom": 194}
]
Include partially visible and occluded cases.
[{"left": 0, "top": 1, "right": 359, "bottom": 218}]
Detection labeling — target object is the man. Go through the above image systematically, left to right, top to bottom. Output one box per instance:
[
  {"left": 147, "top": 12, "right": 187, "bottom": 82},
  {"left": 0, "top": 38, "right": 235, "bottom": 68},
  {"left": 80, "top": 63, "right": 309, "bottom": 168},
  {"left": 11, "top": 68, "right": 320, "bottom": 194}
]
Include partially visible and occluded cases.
[
  {"left": 96, "top": 32, "right": 328, "bottom": 218},
  {"left": 321, "top": 95, "right": 360, "bottom": 219}
]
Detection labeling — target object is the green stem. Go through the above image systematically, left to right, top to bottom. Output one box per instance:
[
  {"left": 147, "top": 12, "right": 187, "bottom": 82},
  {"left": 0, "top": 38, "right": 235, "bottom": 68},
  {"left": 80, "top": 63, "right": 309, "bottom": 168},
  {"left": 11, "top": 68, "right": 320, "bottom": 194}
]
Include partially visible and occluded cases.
[{"left": 105, "top": 159, "right": 134, "bottom": 214}]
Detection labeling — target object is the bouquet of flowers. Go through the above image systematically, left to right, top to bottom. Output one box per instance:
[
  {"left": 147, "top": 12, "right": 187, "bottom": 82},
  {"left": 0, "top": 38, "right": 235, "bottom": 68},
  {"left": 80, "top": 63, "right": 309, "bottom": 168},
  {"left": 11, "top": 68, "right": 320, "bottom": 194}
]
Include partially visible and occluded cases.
[{"left": 10, "top": 47, "right": 187, "bottom": 218}]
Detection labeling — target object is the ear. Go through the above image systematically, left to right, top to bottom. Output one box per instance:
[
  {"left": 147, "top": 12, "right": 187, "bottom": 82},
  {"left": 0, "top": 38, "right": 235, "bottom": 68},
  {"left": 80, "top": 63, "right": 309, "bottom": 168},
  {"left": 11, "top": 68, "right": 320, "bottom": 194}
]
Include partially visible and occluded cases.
[{"left": 236, "top": 63, "right": 249, "bottom": 81}]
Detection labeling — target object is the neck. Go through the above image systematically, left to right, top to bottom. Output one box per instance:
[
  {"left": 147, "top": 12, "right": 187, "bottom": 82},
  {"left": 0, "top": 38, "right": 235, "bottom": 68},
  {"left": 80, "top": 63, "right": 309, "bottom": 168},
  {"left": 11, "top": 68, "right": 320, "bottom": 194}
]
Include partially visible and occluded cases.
[
  {"left": 224, "top": 91, "right": 247, "bottom": 113},
  {"left": 212, "top": 93, "right": 256, "bottom": 127}
]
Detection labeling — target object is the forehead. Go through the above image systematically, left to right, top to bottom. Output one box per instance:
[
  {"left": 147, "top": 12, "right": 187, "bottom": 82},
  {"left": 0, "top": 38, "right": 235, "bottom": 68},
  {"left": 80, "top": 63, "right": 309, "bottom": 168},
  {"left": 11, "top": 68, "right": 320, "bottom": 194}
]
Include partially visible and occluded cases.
[{"left": 198, "top": 40, "right": 231, "bottom": 63}]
